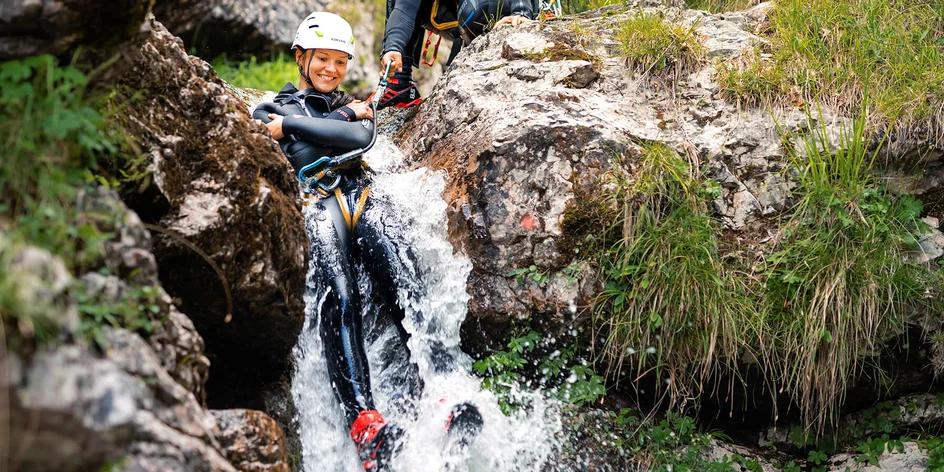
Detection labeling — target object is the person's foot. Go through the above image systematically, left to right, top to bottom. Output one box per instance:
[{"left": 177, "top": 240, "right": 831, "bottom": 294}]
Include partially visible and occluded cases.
[
  {"left": 377, "top": 77, "right": 422, "bottom": 110},
  {"left": 445, "top": 402, "right": 483, "bottom": 448},
  {"left": 351, "top": 410, "right": 403, "bottom": 470}
]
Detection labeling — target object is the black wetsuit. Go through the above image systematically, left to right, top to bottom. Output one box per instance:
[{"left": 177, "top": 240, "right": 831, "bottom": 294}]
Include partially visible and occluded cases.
[
  {"left": 382, "top": 0, "right": 535, "bottom": 73},
  {"left": 254, "top": 84, "right": 420, "bottom": 424}
]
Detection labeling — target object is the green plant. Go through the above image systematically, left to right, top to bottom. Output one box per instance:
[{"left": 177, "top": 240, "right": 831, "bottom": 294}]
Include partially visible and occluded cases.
[
  {"left": 560, "top": 0, "right": 623, "bottom": 15},
  {"left": 685, "top": 0, "right": 756, "bottom": 12},
  {"left": 719, "top": 0, "right": 944, "bottom": 134},
  {"left": 616, "top": 11, "right": 704, "bottom": 73},
  {"left": 211, "top": 52, "right": 299, "bottom": 91},
  {"left": 763, "top": 105, "right": 939, "bottom": 430},
  {"left": 594, "top": 143, "right": 754, "bottom": 410},
  {"left": 508, "top": 265, "right": 550, "bottom": 287},
  {"left": 75, "top": 276, "right": 163, "bottom": 348},
  {"left": 473, "top": 330, "right": 606, "bottom": 414}
]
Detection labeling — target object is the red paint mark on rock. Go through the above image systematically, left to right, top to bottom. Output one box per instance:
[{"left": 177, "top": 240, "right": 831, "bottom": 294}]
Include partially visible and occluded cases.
[{"left": 520, "top": 214, "right": 537, "bottom": 231}]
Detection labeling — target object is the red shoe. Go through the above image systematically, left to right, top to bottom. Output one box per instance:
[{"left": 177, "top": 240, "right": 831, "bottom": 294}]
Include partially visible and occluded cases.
[
  {"left": 375, "top": 78, "right": 422, "bottom": 110},
  {"left": 351, "top": 410, "right": 403, "bottom": 470}
]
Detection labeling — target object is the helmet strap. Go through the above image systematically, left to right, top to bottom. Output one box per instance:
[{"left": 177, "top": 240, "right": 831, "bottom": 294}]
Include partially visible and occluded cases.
[{"left": 298, "top": 49, "right": 316, "bottom": 90}]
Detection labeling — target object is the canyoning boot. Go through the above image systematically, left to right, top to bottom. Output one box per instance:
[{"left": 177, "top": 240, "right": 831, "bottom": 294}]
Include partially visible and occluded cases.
[
  {"left": 375, "top": 73, "right": 422, "bottom": 110},
  {"left": 445, "top": 402, "right": 483, "bottom": 449},
  {"left": 351, "top": 410, "right": 404, "bottom": 470}
]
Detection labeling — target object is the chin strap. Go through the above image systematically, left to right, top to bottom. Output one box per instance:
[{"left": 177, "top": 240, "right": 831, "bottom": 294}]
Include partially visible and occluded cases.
[{"left": 298, "top": 49, "right": 316, "bottom": 90}]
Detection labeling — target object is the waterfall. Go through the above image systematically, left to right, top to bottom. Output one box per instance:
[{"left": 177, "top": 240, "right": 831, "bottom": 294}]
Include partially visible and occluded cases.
[{"left": 290, "top": 136, "right": 563, "bottom": 471}]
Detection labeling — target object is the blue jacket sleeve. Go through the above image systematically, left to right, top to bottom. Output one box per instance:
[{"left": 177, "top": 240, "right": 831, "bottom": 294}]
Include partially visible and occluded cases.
[{"left": 282, "top": 115, "right": 374, "bottom": 151}]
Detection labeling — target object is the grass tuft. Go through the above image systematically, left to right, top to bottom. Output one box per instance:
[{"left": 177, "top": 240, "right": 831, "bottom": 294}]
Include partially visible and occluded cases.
[
  {"left": 685, "top": 0, "right": 758, "bottom": 13},
  {"left": 719, "top": 0, "right": 944, "bottom": 138},
  {"left": 616, "top": 12, "right": 705, "bottom": 74},
  {"left": 211, "top": 52, "right": 298, "bottom": 91},
  {"left": 762, "top": 105, "right": 940, "bottom": 431},
  {"left": 594, "top": 143, "right": 754, "bottom": 410}
]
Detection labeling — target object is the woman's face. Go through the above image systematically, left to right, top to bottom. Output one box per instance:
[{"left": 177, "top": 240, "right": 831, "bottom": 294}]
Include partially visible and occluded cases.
[{"left": 298, "top": 49, "right": 349, "bottom": 93}]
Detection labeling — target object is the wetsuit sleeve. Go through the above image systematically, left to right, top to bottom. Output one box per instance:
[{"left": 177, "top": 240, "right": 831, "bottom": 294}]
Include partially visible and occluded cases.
[
  {"left": 382, "top": 0, "right": 423, "bottom": 54},
  {"left": 509, "top": 0, "right": 532, "bottom": 17},
  {"left": 252, "top": 101, "right": 280, "bottom": 123},
  {"left": 326, "top": 106, "right": 357, "bottom": 122},
  {"left": 282, "top": 115, "right": 373, "bottom": 151}
]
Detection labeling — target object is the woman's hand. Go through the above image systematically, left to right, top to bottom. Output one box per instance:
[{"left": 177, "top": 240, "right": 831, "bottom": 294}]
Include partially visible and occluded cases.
[
  {"left": 495, "top": 15, "right": 532, "bottom": 28},
  {"left": 381, "top": 51, "right": 403, "bottom": 76},
  {"left": 347, "top": 101, "right": 375, "bottom": 120},
  {"left": 266, "top": 114, "right": 284, "bottom": 140}
]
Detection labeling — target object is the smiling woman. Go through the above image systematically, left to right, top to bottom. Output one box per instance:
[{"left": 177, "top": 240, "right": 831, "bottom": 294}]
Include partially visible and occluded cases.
[
  {"left": 249, "top": 11, "right": 432, "bottom": 472},
  {"left": 297, "top": 49, "right": 349, "bottom": 93}
]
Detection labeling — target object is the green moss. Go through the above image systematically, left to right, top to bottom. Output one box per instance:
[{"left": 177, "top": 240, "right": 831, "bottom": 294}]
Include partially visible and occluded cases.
[{"left": 616, "top": 11, "right": 705, "bottom": 73}]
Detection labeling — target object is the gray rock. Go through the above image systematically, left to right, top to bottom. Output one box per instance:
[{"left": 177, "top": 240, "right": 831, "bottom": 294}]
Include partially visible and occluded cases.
[
  {"left": 0, "top": 0, "right": 151, "bottom": 62},
  {"left": 117, "top": 14, "right": 307, "bottom": 427},
  {"left": 0, "top": 234, "right": 79, "bottom": 338},
  {"left": 5, "top": 330, "right": 233, "bottom": 472},
  {"left": 829, "top": 442, "right": 928, "bottom": 472}
]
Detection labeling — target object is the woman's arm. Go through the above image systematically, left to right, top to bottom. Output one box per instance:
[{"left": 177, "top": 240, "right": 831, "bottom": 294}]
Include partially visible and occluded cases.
[{"left": 282, "top": 115, "right": 374, "bottom": 151}]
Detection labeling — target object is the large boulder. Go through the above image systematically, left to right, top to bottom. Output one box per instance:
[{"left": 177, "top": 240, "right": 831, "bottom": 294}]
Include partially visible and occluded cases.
[
  {"left": 0, "top": 0, "right": 152, "bottom": 82},
  {"left": 152, "top": 0, "right": 382, "bottom": 87},
  {"left": 396, "top": 0, "right": 798, "bottom": 348},
  {"left": 116, "top": 14, "right": 308, "bottom": 411},
  {"left": 5, "top": 329, "right": 234, "bottom": 472}
]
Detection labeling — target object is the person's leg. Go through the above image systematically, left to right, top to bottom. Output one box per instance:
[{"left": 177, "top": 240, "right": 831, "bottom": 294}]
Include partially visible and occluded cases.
[
  {"left": 378, "top": 0, "right": 426, "bottom": 109},
  {"left": 353, "top": 193, "right": 457, "bottom": 376},
  {"left": 308, "top": 194, "right": 375, "bottom": 426}
]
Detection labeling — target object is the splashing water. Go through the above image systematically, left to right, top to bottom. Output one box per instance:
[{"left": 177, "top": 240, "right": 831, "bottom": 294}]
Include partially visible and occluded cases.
[{"left": 290, "top": 136, "right": 563, "bottom": 472}]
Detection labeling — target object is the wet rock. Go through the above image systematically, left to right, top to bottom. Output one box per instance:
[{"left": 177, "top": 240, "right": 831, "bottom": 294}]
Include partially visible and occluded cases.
[
  {"left": 117, "top": 15, "right": 307, "bottom": 412},
  {"left": 5, "top": 329, "right": 233, "bottom": 472},
  {"left": 212, "top": 409, "right": 291, "bottom": 472}
]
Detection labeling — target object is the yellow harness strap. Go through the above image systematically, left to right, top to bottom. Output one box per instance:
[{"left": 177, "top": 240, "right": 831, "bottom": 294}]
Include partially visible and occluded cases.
[
  {"left": 334, "top": 187, "right": 354, "bottom": 230},
  {"left": 352, "top": 187, "right": 371, "bottom": 229}
]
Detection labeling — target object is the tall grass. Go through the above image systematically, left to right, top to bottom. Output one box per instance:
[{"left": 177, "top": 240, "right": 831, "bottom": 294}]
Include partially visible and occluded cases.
[
  {"left": 719, "top": 0, "right": 944, "bottom": 135},
  {"left": 616, "top": 12, "right": 705, "bottom": 74},
  {"left": 762, "top": 105, "right": 937, "bottom": 430},
  {"left": 594, "top": 144, "right": 754, "bottom": 409}
]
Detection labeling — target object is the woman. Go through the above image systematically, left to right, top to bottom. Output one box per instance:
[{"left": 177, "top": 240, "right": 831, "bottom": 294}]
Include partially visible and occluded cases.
[{"left": 252, "top": 12, "right": 418, "bottom": 470}]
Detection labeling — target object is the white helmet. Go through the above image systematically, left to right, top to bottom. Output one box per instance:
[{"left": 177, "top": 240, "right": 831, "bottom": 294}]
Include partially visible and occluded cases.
[{"left": 292, "top": 12, "right": 356, "bottom": 59}]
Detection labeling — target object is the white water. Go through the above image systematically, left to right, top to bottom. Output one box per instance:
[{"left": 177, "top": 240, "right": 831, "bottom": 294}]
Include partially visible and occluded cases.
[{"left": 290, "top": 136, "right": 563, "bottom": 472}]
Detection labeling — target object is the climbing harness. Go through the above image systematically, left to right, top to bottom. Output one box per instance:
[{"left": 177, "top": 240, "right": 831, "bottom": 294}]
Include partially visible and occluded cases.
[{"left": 297, "top": 62, "right": 393, "bottom": 195}]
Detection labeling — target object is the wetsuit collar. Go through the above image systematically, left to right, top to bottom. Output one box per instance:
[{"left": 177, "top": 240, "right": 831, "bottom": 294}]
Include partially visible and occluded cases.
[{"left": 275, "top": 83, "right": 338, "bottom": 114}]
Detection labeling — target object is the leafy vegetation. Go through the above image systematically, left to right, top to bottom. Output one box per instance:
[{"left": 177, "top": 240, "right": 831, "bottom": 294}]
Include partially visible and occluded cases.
[
  {"left": 719, "top": 0, "right": 944, "bottom": 134},
  {"left": 616, "top": 11, "right": 705, "bottom": 73},
  {"left": 211, "top": 52, "right": 299, "bottom": 91},
  {"left": 0, "top": 55, "right": 160, "bottom": 350},
  {"left": 577, "top": 104, "right": 944, "bottom": 436},
  {"left": 594, "top": 143, "right": 753, "bottom": 410},
  {"left": 473, "top": 330, "right": 606, "bottom": 414}
]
